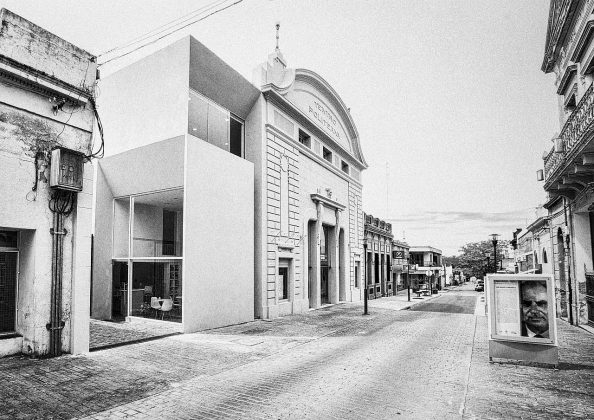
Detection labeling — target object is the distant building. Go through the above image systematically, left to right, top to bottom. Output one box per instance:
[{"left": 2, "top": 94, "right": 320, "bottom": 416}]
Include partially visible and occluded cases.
[
  {"left": 539, "top": 0, "right": 594, "bottom": 328},
  {"left": 0, "top": 9, "right": 97, "bottom": 357},
  {"left": 513, "top": 208, "right": 553, "bottom": 276},
  {"left": 363, "top": 214, "right": 393, "bottom": 298},
  {"left": 391, "top": 240, "right": 410, "bottom": 292},
  {"left": 408, "top": 246, "right": 443, "bottom": 290}
]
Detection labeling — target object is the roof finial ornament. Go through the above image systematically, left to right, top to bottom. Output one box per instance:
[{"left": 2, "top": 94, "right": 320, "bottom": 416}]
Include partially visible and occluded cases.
[{"left": 275, "top": 22, "right": 280, "bottom": 53}]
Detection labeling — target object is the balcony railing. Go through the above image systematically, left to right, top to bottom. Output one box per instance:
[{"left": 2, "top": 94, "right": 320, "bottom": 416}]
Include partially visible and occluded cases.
[{"left": 544, "top": 83, "right": 594, "bottom": 181}]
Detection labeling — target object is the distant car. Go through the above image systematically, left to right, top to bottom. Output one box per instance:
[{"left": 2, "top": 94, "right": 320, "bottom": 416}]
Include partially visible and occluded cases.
[{"left": 475, "top": 280, "right": 484, "bottom": 292}]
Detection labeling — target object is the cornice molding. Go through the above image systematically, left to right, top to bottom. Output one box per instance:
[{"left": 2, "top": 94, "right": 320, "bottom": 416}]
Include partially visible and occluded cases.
[
  {"left": 542, "top": 0, "right": 579, "bottom": 73},
  {"left": 571, "top": 19, "right": 594, "bottom": 62},
  {"left": 0, "top": 55, "right": 91, "bottom": 104},
  {"left": 557, "top": 64, "right": 578, "bottom": 94},
  {"left": 310, "top": 193, "right": 346, "bottom": 211},
  {"left": 364, "top": 224, "right": 394, "bottom": 239}
]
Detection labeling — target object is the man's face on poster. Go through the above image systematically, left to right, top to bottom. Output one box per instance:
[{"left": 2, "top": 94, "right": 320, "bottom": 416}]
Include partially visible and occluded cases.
[{"left": 521, "top": 282, "right": 548, "bottom": 335}]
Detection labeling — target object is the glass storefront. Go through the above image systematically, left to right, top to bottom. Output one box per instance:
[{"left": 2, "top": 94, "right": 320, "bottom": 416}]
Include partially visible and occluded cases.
[{"left": 112, "top": 189, "right": 183, "bottom": 322}]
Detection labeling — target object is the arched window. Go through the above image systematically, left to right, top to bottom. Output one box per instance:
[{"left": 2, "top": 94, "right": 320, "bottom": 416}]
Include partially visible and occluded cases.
[{"left": 542, "top": 249, "right": 548, "bottom": 263}]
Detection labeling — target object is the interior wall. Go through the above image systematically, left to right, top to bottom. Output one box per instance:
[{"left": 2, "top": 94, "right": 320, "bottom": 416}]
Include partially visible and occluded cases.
[
  {"left": 183, "top": 137, "right": 254, "bottom": 332},
  {"left": 132, "top": 203, "right": 163, "bottom": 256}
]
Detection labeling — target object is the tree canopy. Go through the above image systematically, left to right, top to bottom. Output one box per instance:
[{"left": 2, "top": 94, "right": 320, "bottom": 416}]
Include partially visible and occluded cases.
[{"left": 443, "top": 240, "right": 509, "bottom": 278}]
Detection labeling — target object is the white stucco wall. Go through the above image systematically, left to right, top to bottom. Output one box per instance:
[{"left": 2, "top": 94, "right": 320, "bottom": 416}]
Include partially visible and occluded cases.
[
  {"left": 98, "top": 38, "right": 190, "bottom": 157},
  {"left": 183, "top": 136, "right": 254, "bottom": 332}
]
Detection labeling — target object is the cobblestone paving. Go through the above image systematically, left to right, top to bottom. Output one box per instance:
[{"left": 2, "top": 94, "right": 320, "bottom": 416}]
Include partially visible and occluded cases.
[
  {"left": 1, "top": 286, "right": 593, "bottom": 420},
  {"left": 81, "top": 309, "right": 471, "bottom": 420},
  {"left": 464, "top": 318, "right": 594, "bottom": 419},
  {"left": 89, "top": 319, "right": 182, "bottom": 350}
]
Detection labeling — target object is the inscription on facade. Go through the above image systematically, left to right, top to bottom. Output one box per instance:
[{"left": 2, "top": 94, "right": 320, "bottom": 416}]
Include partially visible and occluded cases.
[{"left": 308, "top": 101, "right": 341, "bottom": 140}]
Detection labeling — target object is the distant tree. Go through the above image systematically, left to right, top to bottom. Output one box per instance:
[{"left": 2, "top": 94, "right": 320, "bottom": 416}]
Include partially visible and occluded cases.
[
  {"left": 446, "top": 240, "right": 509, "bottom": 278},
  {"left": 443, "top": 255, "right": 461, "bottom": 267}
]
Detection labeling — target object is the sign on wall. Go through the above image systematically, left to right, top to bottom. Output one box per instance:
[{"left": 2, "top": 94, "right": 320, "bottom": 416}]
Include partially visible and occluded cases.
[{"left": 393, "top": 250, "right": 404, "bottom": 259}]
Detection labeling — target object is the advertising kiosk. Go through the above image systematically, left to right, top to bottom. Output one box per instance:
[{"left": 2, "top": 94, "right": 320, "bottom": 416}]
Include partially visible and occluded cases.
[{"left": 486, "top": 274, "right": 558, "bottom": 367}]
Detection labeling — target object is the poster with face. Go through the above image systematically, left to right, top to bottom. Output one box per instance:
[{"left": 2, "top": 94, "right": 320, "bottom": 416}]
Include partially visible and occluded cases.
[
  {"left": 487, "top": 275, "right": 556, "bottom": 345},
  {"left": 519, "top": 281, "right": 549, "bottom": 339}
]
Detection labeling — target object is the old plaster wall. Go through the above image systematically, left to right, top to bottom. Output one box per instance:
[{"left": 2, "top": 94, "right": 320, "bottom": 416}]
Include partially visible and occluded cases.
[
  {"left": 0, "top": 8, "right": 96, "bottom": 356},
  {"left": 0, "top": 8, "right": 96, "bottom": 89},
  {"left": 0, "top": 88, "right": 94, "bottom": 357}
]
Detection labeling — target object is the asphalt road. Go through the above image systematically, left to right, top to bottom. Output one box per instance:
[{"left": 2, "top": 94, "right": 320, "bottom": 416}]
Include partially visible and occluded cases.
[{"left": 410, "top": 288, "right": 479, "bottom": 314}]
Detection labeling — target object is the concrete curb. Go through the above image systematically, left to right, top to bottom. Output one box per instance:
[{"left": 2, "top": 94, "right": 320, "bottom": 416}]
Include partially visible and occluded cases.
[{"left": 401, "top": 290, "right": 445, "bottom": 310}]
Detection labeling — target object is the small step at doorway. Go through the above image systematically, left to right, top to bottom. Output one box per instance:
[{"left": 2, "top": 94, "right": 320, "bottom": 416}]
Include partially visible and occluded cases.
[{"left": 89, "top": 318, "right": 182, "bottom": 351}]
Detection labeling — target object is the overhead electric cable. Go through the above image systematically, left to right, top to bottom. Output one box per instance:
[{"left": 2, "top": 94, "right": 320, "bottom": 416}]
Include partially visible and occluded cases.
[
  {"left": 98, "top": 0, "right": 244, "bottom": 66},
  {"left": 98, "top": 0, "right": 225, "bottom": 57}
]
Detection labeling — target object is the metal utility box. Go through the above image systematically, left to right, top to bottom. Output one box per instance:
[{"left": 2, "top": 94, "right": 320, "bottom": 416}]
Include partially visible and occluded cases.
[{"left": 49, "top": 148, "right": 84, "bottom": 192}]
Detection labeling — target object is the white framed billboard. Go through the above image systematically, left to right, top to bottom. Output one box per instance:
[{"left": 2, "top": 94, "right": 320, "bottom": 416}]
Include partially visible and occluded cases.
[{"left": 487, "top": 274, "right": 557, "bottom": 346}]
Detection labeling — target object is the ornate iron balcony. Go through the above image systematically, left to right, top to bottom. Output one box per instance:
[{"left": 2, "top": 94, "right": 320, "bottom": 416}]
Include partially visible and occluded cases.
[{"left": 544, "top": 82, "right": 594, "bottom": 183}]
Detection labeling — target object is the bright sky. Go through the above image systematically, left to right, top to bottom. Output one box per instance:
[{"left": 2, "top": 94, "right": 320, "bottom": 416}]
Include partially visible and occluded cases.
[{"left": 1, "top": 0, "right": 559, "bottom": 255}]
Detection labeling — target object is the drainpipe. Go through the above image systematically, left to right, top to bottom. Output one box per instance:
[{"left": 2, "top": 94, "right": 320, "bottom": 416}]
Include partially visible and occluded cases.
[
  {"left": 47, "top": 190, "right": 75, "bottom": 357},
  {"left": 563, "top": 198, "right": 577, "bottom": 325},
  {"left": 48, "top": 212, "right": 66, "bottom": 356}
]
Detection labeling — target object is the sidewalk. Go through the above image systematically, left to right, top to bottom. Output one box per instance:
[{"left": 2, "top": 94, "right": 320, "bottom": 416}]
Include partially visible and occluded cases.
[{"left": 367, "top": 285, "right": 452, "bottom": 311}]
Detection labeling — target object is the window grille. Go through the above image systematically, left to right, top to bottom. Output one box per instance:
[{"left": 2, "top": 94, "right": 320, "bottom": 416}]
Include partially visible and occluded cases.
[{"left": 0, "top": 252, "right": 17, "bottom": 333}]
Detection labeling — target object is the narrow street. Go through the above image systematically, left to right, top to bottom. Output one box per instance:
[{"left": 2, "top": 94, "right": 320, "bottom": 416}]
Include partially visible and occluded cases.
[
  {"left": 1, "top": 284, "right": 593, "bottom": 420},
  {"left": 410, "top": 287, "right": 478, "bottom": 314}
]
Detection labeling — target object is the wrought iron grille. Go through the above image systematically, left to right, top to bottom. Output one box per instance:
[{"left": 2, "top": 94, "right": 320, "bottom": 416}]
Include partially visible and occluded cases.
[
  {"left": 0, "top": 252, "right": 17, "bottom": 333},
  {"left": 586, "top": 273, "right": 594, "bottom": 327}
]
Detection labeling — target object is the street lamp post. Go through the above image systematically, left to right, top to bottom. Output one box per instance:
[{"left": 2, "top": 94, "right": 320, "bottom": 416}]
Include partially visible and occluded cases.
[
  {"left": 490, "top": 233, "right": 500, "bottom": 274},
  {"left": 363, "top": 239, "right": 368, "bottom": 315},
  {"left": 406, "top": 259, "right": 411, "bottom": 302},
  {"left": 426, "top": 269, "right": 433, "bottom": 295}
]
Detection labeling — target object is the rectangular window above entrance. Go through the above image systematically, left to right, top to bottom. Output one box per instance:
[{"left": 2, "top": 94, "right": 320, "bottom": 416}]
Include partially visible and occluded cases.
[
  {"left": 298, "top": 129, "right": 311, "bottom": 148},
  {"left": 323, "top": 147, "right": 332, "bottom": 163},
  {"left": 341, "top": 160, "right": 349, "bottom": 174}
]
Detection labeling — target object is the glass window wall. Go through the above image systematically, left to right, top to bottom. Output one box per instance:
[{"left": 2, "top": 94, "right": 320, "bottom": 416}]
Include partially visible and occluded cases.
[
  {"left": 188, "top": 90, "right": 244, "bottom": 158},
  {"left": 111, "top": 189, "right": 183, "bottom": 322},
  {"left": 132, "top": 190, "right": 183, "bottom": 258},
  {"left": 113, "top": 198, "right": 130, "bottom": 258},
  {"left": 129, "top": 260, "right": 182, "bottom": 322}
]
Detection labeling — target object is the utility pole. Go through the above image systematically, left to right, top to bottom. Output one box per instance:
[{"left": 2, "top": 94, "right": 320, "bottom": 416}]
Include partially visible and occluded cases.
[
  {"left": 363, "top": 240, "right": 368, "bottom": 315},
  {"left": 407, "top": 260, "right": 411, "bottom": 302}
]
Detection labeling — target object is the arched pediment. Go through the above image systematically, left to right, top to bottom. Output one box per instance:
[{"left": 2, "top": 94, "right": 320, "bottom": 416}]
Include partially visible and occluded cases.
[{"left": 267, "top": 67, "right": 367, "bottom": 168}]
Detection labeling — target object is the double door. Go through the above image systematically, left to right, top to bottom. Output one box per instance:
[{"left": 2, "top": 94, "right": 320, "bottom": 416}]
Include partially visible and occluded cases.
[{"left": 321, "top": 266, "right": 329, "bottom": 304}]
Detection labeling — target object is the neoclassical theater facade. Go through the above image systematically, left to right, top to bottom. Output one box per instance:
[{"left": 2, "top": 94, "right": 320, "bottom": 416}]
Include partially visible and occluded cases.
[{"left": 251, "top": 47, "right": 368, "bottom": 319}]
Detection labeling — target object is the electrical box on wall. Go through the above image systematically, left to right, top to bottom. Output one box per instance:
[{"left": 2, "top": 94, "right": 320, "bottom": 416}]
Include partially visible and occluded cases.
[{"left": 49, "top": 148, "right": 84, "bottom": 192}]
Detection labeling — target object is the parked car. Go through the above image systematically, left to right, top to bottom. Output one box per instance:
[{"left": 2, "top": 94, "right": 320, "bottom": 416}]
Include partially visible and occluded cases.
[{"left": 475, "top": 279, "right": 484, "bottom": 292}]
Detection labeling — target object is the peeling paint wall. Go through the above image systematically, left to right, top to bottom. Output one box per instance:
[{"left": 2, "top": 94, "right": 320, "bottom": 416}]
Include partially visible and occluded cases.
[
  {"left": 0, "top": 8, "right": 96, "bottom": 357},
  {"left": 0, "top": 8, "right": 96, "bottom": 91}
]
